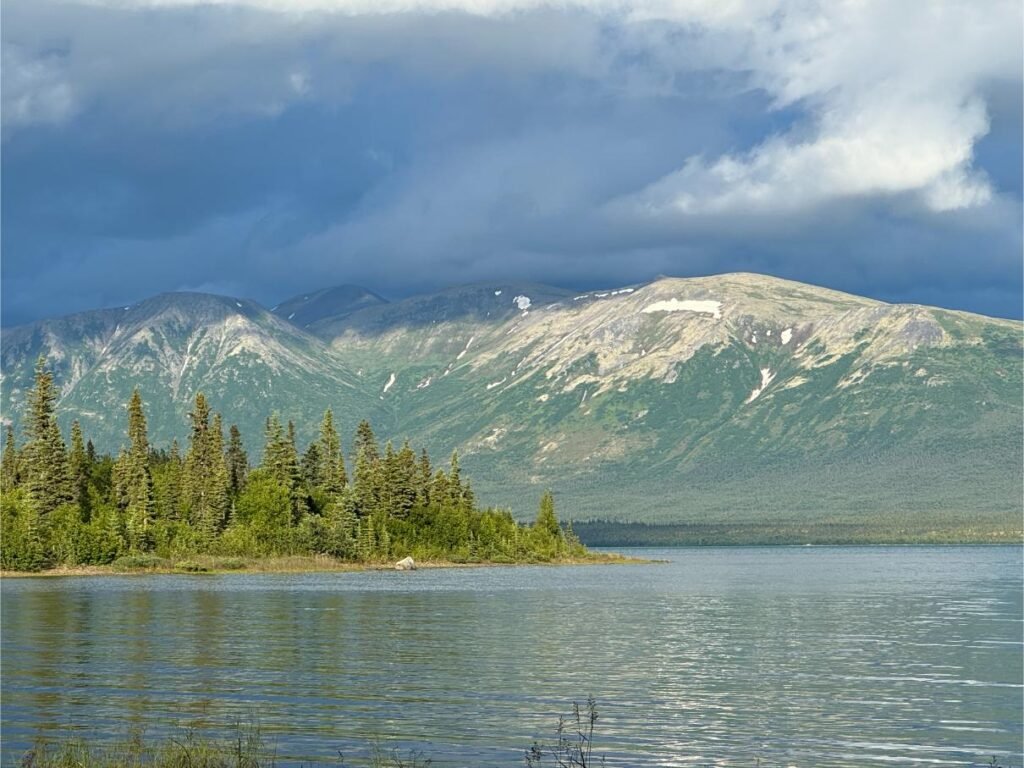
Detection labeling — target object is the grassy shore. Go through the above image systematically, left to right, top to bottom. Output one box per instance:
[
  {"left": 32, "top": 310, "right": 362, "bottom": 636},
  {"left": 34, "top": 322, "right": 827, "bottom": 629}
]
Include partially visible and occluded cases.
[
  {"left": 0, "top": 550, "right": 639, "bottom": 578},
  {"left": 6, "top": 711, "right": 1014, "bottom": 768}
]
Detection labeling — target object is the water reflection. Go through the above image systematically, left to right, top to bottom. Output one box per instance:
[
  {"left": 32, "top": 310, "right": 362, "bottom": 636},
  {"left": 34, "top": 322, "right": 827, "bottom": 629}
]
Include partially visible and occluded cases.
[{"left": 2, "top": 547, "right": 1021, "bottom": 767}]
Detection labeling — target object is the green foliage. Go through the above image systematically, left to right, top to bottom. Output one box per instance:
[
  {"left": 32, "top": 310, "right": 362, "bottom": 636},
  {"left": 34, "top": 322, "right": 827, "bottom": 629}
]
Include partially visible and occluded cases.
[
  {"left": 22, "top": 356, "right": 73, "bottom": 515},
  {"left": 1, "top": 362, "right": 584, "bottom": 571},
  {"left": 183, "top": 393, "right": 230, "bottom": 548},
  {"left": 2, "top": 424, "right": 21, "bottom": 492},
  {"left": 226, "top": 424, "right": 249, "bottom": 496},
  {"left": 1, "top": 488, "right": 48, "bottom": 571},
  {"left": 111, "top": 553, "right": 169, "bottom": 572}
]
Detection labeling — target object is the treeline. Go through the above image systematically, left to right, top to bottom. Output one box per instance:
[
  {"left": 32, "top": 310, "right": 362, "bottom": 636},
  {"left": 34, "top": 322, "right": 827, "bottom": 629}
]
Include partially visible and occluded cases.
[
  {"left": 0, "top": 358, "right": 583, "bottom": 571},
  {"left": 571, "top": 519, "right": 1018, "bottom": 546}
]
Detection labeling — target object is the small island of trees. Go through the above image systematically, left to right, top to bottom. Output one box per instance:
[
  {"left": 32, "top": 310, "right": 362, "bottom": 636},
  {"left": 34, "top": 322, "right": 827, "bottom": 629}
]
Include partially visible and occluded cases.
[{"left": 1, "top": 358, "right": 587, "bottom": 572}]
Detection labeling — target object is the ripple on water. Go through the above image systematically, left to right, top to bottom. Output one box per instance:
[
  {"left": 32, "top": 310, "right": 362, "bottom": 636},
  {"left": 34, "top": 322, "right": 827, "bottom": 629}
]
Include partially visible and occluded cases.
[{"left": 2, "top": 546, "right": 1021, "bottom": 767}]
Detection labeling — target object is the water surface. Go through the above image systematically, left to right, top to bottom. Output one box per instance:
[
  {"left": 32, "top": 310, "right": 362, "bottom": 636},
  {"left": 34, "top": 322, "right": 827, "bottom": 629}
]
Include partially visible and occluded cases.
[{"left": 3, "top": 546, "right": 1021, "bottom": 766}]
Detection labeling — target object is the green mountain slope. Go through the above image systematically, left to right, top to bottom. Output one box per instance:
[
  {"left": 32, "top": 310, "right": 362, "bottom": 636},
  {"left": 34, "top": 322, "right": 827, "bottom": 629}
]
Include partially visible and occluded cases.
[
  {"left": 2, "top": 274, "right": 1020, "bottom": 533},
  {"left": 2, "top": 292, "right": 370, "bottom": 456}
]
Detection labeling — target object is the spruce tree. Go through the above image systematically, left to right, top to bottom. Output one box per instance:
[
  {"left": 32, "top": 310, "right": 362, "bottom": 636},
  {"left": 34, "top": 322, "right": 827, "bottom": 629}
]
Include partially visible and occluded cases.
[
  {"left": 22, "top": 356, "right": 72, "bottom": 514},
  {"left": 121, "top": 389, "right": 155, "bottom": 551},
  {"left": 183, "top": 393, "right": 229, "bottom": 547},
  {"left": 317, "top": 409, "right": 347, "bottom": 496},
  {"left": 261, "top": 414, "right": 303, "bottom": 521},
  {"left": 262, "top": 414, "right": 286, "bottom": 480},
  {"left": 68, "top": 420, "right": 91, "bottom": 518},
  {"left": 352, "top": 420, "right": 381, "bottom": 518},
  {"left": 353, "top": 420, "right": 380, "bottom": 464},
  {"left": 2, "top": 425, "right": 20, "bottom": 491},
  {"left": 225, "top": 425, "right": 248, "bottom": 496},
  {"left": 162, "top": 439, "right": 184, "bottom": 521},
  {"left": 392, "top": 440, "right": 418, "bottom": 519},
  {"left": 380, "top": 441, "right": 397, "bottom": 515},
  {"left": 301, "top": 442, "right": 322, "bottom": 488},
  {"left": 416, "top": 448, "right": 432, "bottom": 506},
  {"left": 448, "top": 450, "right": 463, "bottom": 506},
  {"left": 535, "top": 490, "right": 562, "bottom": 541}
]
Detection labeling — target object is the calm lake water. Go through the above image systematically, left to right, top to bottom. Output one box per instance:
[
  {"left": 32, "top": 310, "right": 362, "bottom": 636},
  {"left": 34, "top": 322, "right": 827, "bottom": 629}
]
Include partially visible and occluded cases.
[{"left": 2, "top": 546, "right": 1022, "bottom": 767}]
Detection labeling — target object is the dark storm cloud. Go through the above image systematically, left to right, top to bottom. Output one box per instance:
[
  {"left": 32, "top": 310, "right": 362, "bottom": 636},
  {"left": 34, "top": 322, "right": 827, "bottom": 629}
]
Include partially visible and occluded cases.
[{"left": 2, "top": 0, "right": 1021, "bottom": 327}]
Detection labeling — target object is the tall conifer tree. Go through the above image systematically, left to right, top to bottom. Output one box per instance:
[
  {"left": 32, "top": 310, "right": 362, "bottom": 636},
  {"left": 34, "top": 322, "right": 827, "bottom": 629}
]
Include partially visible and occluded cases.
[
  {"left": 23, "top": 356, "right": 72, "bottom": 514},
  {"left": 121, "top": 389, "right": 155, "bottom": 551},
  {"left": 183, "top": 393, "right": 229, "bottom": 546},
  {"left": 317, "top": 409, "right": 347, "bottom": 495},
  {"left": 68, "top": 420, "right": 91, "bottom": 518},
  {"left": 2, "top": 425, "right": 20, "bottom": 491},
  {"left": 225, "top": 425, "right": 248, "bottom": 496}
]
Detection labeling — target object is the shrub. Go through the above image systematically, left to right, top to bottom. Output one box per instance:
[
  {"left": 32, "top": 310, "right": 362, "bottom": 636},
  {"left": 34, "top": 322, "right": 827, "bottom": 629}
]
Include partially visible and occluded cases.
[{"left": 173, "top": 560, "right": 208, "bottom": 573}]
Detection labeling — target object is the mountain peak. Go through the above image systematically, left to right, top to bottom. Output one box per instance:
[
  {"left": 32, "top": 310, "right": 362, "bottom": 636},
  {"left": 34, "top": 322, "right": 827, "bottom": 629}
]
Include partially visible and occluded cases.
[{"left": 273, "top": 284, "right": 387, "bottom": 328}]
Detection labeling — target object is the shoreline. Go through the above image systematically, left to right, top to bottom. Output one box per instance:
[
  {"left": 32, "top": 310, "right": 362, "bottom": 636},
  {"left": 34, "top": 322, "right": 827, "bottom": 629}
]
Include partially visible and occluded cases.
[{"left": 0, "top": 551, "right": 642, "bottom": 579}]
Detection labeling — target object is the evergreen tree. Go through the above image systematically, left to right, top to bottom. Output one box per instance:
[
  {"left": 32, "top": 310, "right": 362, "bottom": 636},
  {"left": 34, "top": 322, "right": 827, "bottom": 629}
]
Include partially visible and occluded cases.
[
  {"left": 22, "top": 356, "right": 72, "bottom": 514},
  {"left": 120, "top": 389, "right": 155, "bottom": 551},
  {"left": 183, "top": 393, "right": 229, "bottom": 547},
  {"left": 317, "top": 409, "right": 347, "bottom": 495},
  {"left": 262, "top": 414, "right": 303, "bottom": 520},
  {"left": 68, "top": 420, "right": 92, "bottom": 518},
  {"left": 352, "top": 420, "right": 381, "bottom": 518},
  {"left": 353, "top": 420, "right": 380, "bottom": 463},
  {"left": 2, "top": 425, "right": 20, "bottom": 491},
  {"left": 225, "top": 425, "right": 248, "bottom": 496},
  {"left": 157, "top": 439, "right": 184, "bottom": 522},
  {"left": 392, "top": 440, "right": 418, "bottom": 519},
  {"left": 380, "top": 441, "right": 397, "bottom": 515},
  {"left": 301, "top": 442, "right": 322, "bottom": 489},
  {"left": 416, "top": 448, "right": 432, "bottom": 506},
  {"left": 448, "top": 450, "right": 463, "bottom": 506},
  {"left": 430, "top": 469, "right": 450, "bottom": 508},
  {"left": 534, "top": 489, "right": 563, "bottom": 554}
]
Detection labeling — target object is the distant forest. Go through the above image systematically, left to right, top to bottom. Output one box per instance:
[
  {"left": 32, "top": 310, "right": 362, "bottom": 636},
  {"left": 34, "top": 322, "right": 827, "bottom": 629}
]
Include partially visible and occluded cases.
[{"left": 0, "top": 358, "right": 583, "bottom": 571}]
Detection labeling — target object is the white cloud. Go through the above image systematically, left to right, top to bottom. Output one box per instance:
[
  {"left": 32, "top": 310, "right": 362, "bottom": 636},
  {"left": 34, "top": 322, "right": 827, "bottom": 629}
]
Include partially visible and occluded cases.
[
  {"left": 3, "top": 0, "right": 1020, "bottom": 218},
  {"left": 613, "top": 0, "right": 1021, "bottom": 215}
]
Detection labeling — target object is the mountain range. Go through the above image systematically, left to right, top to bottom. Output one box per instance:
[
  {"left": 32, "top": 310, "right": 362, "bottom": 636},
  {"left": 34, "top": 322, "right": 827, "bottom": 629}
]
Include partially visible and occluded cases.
[{"left": 2, "top": 273, "right": 1021, "bottom": 538}]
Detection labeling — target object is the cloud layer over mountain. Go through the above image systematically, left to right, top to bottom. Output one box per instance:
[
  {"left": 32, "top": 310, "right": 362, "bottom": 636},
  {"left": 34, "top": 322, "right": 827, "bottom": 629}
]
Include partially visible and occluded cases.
[{"left": 3, "top": 0, "right": 1021, "bottom": 325}]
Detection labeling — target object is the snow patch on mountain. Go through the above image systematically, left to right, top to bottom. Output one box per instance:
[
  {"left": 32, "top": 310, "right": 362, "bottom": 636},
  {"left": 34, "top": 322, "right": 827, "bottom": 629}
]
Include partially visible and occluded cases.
[
  {"left": 641, "top": 299, "right": 722, "bottom": 319},
  {"left": 456, "top": 336, "right": 475, "bottom": 360},
  {"left": 745, "top": 368, "right": 775, "bottom": 404}
]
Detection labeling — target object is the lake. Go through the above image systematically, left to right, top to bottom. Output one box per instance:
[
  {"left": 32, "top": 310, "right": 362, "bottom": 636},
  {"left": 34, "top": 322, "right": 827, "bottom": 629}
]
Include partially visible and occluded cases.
[{"left": 2, "top": 546, "right": 1021, "bottom": 766}]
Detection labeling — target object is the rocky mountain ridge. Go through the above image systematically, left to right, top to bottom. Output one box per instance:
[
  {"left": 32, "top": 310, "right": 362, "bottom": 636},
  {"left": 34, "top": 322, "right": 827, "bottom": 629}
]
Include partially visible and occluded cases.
[{"left": 2, "top": 273, "right": 1020, "bottom": 531}]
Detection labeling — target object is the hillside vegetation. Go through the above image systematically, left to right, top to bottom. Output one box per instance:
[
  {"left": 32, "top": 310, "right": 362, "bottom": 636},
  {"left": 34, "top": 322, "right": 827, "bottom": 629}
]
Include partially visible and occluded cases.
[
  {"left": 2, "top": 273, "right": 1020, "bottom": 535},
  {"left": 1, "top": 359, "right": 586, "bottom": 572}
]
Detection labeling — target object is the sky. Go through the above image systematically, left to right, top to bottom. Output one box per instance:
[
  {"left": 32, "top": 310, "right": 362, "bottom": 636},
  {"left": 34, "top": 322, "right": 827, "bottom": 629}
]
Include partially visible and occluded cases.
[{"left": 2, "top": 0, "right": 1022, "bottom": 327}]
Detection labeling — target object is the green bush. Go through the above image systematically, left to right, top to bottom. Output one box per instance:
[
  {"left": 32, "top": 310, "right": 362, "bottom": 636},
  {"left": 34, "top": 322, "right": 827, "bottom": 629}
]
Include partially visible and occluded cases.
[{"left": 173, "top": 560, "right": 208, "bottom": 573}]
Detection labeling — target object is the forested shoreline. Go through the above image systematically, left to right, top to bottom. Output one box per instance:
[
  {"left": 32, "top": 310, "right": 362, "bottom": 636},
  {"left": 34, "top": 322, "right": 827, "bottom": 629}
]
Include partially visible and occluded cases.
[{"left": 0, "top": 358, "right": 587, "bottom": 572}]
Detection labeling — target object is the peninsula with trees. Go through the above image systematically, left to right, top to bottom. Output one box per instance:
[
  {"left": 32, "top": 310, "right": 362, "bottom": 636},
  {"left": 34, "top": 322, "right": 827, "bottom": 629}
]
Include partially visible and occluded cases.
[{"left": 0, "top": 358, "right": 600, "bottom": 574}]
